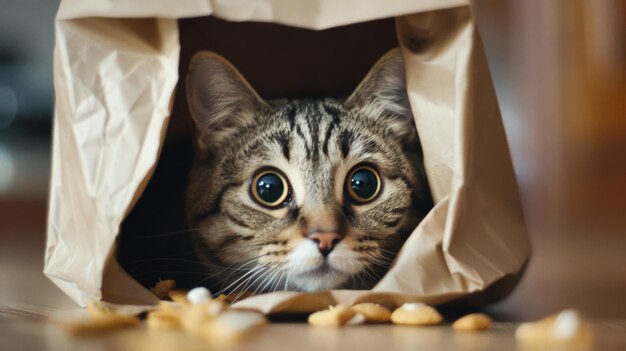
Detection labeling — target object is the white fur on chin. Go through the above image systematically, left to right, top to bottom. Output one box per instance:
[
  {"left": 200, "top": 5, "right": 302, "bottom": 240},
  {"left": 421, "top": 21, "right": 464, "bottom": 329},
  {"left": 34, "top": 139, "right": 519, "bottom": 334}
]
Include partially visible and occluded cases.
[{"left": 285, "top": 240, "right": 363, "bottom": 291}]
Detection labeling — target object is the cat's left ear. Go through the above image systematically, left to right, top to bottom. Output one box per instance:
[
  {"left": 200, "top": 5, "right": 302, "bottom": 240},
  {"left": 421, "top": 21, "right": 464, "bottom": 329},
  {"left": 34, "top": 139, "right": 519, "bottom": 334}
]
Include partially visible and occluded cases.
[
  {"left": 345, "top": 49, "right": 416, "bottom": 143},
  {"left": 186, "top": 51, "right": 268, "bottom": 151}
]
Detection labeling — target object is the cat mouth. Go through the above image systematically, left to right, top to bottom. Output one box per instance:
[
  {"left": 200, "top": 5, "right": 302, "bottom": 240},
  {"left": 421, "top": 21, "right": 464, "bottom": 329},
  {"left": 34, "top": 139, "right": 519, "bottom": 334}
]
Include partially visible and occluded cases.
[
  {"left": 288, "top": 261, "right": 352, "bottom": 291},
  {"left": 297, "top": 261, "right": 344, "bottom": 278}
]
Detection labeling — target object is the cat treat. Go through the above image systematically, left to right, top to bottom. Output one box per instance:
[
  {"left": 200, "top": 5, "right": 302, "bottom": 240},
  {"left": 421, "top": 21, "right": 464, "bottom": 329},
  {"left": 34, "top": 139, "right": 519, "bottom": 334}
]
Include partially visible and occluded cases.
[
  {"left": 149, "top": 279, "right": 176, "bottom": 299},
  {"left": 64, "top": 287, "right": 266, "bottom": 340},
  {"left": 186, "top": 287, "right": 212, "bottom": 305},
  {"left": 167, "top": 290, "right": 190, "bottom": 305},
  {"left": 148, "top": 297, "right": 262, "bottom": 340},
  {"left": 64, "top": 298, "right": 501, "bottom": 339},
  {"left": 179, "top": 301, "right": 228, "bottom": 333},
  {"left": 63, "top": 302, "right": 139, "bottom": 335},
  {"left": 146, "top": 303, "right": 184, "bottom": 330},
  {"left": 308, "top": 303, "right": 445, "bottom": 327},
  {"left": 350, "top": 303, "right": 392, "bottom": 323},
  {"left": 390, "top": 303, "right": 443, "bottom": 326},
  {"left": 308, "top": 305, "right": 358, "bottom": 327},
  {"left": 515, "top": 309, "right": 592, "bottom": 344},
  {"left": 204, "top": 310, "right": 268, "bottom": 340},
  {"left": 345, "top": 312, "right": 367, "bottom": 325},
  {"left": 452, "top": 313, "right": 492, "bottom": 332}
]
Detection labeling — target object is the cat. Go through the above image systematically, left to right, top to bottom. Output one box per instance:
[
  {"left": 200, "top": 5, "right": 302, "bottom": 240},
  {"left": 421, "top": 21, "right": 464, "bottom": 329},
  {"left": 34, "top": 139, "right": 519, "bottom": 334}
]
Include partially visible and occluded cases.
[{"left": 185, "top": 48, "right": 432, "bottom": 295}]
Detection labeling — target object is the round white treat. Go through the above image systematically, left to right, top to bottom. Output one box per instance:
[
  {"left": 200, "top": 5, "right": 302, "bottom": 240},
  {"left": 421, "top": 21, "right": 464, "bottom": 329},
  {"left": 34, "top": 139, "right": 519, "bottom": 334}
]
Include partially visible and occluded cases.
[
  {"left": 187, "top": 287, "right": 212, "bottom": 304},
  {"left": 207, "top": 302, "right": 226, "bottom": 316},
  {"left": 402, "top": 303, "right": 426, "bottom": 311},
  {"left": 553, "top": 309, "right": 582, "bottom": 340},
  {"left": 215, "top": 311, "right": 266, "bottom": 332},
  {"left": 346, "top": 312, "right": 366, "bottom": 325}
]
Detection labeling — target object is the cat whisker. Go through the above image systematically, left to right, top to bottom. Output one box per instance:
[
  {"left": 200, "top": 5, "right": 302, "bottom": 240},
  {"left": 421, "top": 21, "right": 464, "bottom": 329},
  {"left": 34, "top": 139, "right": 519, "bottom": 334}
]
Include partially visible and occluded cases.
[
  {"left": 123, "top": 227, "right": 204, "bottom": 240},
  {"left": 354, "top": 247, "right": 395, "bottom": 266},
  {"left": 374, "top": 247, "right": 400, "bottom": 256},
  {"left": 183, "top": 251, "right": 267, "bottom": 289},
  {"left": 216, "top": 253, "right": 270, "bottom": 288},
  {"left": 363, "top": 254, "right": 393, "bottom": 266},
  {"left": 218, "top": 255, "right": 273, "bottom": 289},
  {"left": 350, "top": 255, "right": 387, "bottom": 282},
  {"left": 361, "top": 255, "right": 391, "bottom": 269},
  {"left": 123, "top": 257, "right": 218, "bottom": 268},
  {"left": 216, "top": 257, "right": 267, "bottom": 289},
  {"left": 343, "top": 260, "right": 366, "bottom": 289},
  {"left": 360, "top": 261, "right": 383, "bottom": 283},
  {"left": 361, "top": 262, "right": 389, "bottom": 284},
  {"left": 359, "top": 264, "right": 379, "bottom": 283},
  {"left": 216, "top": 265, "right": 265, "bottom": 296},
  {"left": 250, "top": 265, "right": 280, "bottom": 294},
  {"left": 232, "top": 266, "right": 275, "bottom": 301},
  {"left": 256, "top": 266, "right": 283, "bottom": 294},
  {"left": 195, "top": 268, "right": 246, "bottom": 292},
  {"left": 270, "top": 268, "right": 287, "bottom": 292},
  {"left": 247, "top": 269, "right": 273, "bottom": 295},
  {"left": 131, "top": 270, "right": 215, "bottom": 278},
  {"left": 190, "top": 270, "right": 232, "bottom": 287},
  {"left": 227, "top": 270, "right": 264, "bottom": 303},
  {"left": 260, "top": 270, "right": 282, "bottom": 294},
  {"left": 272, "top": 270, "right": 286, "bottom": 293},
  {"left": 283, "top": 271, "right": 291, "bottom": 291},
  {"left": 350, "top": 271, "right": 357, "bottom": 288},
  {"left": 292, "top": 275, "right": 304, "bottom": 292},
  {"left": 231, "top": 276, "right": 258, "bottom": 302}
]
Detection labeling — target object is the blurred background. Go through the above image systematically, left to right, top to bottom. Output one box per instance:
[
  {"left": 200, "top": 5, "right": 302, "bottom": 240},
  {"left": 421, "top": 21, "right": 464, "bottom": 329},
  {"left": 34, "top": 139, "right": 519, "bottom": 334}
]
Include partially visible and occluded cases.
[
  {"left": 0, "top": 0, "right": 625, "bottom": 319},
  {"left": 0, "top": 0, "right": 56, "bottom": 200},
  {"left": 473, "top": 0, "right": 626, "bottom": 319}
]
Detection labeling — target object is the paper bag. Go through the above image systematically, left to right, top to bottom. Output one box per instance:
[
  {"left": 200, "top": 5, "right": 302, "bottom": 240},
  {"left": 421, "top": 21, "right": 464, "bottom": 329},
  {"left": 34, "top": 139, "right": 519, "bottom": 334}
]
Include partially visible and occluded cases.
[{"left": 45, "top": 0, "right": 530, "bottom": 312}]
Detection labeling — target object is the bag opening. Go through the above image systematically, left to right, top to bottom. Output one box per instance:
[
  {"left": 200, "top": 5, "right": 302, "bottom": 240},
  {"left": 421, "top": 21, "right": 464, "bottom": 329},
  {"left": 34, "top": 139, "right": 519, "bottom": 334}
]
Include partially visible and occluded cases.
[{"left": 117, "top": 15, "right": 407, "bottom": 293}]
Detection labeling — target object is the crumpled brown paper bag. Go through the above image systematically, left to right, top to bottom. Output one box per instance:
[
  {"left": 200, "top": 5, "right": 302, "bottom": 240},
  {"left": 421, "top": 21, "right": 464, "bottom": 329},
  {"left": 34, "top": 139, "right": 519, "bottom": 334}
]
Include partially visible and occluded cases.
[{"left": 45, "top": 0, "right": 530, "bottom": 313}]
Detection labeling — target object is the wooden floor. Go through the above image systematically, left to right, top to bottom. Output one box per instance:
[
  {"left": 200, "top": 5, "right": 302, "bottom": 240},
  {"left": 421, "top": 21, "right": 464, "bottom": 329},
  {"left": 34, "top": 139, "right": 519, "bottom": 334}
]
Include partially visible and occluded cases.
[
  {"left": 1, "top": 199, "right": 626, "bottom": 350},
  {"left": 3, "top": 318, "right": 626, "bottom": 351}
]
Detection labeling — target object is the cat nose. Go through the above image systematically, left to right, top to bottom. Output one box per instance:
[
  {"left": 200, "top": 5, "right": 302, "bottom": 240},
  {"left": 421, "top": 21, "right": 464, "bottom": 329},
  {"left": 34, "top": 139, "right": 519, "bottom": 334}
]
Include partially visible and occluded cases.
[{"left": 308, "top": 231, "right": 342, "bottom": 257}]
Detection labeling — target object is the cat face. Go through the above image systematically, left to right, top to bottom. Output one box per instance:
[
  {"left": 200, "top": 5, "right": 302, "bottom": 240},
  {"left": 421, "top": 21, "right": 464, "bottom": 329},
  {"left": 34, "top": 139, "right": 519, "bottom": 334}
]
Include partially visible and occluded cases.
[{"left": 185, "top": 49, "right": 432, "bottom": 294}]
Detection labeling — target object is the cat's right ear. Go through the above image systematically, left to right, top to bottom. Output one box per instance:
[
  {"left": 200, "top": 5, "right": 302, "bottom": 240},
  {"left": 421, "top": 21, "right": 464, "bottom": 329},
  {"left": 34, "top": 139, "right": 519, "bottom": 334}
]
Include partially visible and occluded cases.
[{"left": 186, "top": 52, "right": 267, "bottom": 151}]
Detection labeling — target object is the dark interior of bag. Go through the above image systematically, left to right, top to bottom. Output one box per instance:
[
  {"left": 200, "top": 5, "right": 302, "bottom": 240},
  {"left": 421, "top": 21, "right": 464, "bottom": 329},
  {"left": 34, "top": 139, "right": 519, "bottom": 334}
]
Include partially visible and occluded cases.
[{"left": 117, "top": 16, "right": 399, "bottom": 291}]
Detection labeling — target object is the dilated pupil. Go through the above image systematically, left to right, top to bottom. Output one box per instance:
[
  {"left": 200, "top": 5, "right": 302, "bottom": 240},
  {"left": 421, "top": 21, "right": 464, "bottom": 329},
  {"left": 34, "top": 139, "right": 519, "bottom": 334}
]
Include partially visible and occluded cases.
[
  {"left": 351, "top": 170, "right": 377, "bottom": 200},
  {"left": 257, "top": 173, "right": 284, "bottom": 203}
]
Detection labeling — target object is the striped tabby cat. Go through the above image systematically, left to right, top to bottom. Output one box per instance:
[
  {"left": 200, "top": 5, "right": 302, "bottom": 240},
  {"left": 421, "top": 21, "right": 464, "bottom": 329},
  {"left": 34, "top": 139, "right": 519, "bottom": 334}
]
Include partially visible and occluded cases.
[{"left": 185, "top": 49, "right": 432, "bottom": 294}]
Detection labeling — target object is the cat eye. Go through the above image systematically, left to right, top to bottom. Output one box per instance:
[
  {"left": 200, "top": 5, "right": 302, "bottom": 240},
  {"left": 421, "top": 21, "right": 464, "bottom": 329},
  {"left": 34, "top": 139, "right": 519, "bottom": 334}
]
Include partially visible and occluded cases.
[
  {"left": 346, "top": 165, "right": 381, "bottom": 204},
  {"left": 250, "top": 169, "right": 290, "bottom": 208}
]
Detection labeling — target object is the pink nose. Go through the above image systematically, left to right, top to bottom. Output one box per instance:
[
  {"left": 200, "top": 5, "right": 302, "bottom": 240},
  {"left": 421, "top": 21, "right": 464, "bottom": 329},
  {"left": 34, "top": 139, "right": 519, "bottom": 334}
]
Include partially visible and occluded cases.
[{"left": 308, "top": 231, "right": 342, "bottom": 257}]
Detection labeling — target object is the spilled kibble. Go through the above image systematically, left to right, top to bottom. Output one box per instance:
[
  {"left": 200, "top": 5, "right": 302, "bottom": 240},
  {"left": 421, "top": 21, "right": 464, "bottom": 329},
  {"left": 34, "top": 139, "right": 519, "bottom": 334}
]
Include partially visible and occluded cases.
[
  {"left": 150, "top": 279, "right": 176, "bottom": 299},
  {"left": 63, "top": 282, "right": 266, "bottom": 340},
  {"left": 64, "top": 282, "right": 529, "bottom": 342},
  {"left": 186, "top": 287, "right": 212, "bottom": 305},
  {"left": 167, "top": 290, "right": 190, "bottom": 305},
  {"left": 179, "top": 300, "right": 228, "bottom": 334},
  {"left": 63, "top": 301, "right": 139, "bottom": 335},
  {"left": 146, "top": 303, "right": 183, "bottom": 330},
  {"left": 350, "top": 303, "right": 391, "bottom": 323},
  {"left": 390, "top": 303, "right": 443, "bottom": 326},
  {"left": 308, "top": 305, "right": 357, "bottom": 327},
  {"left": 516, "top": 309, "right": 592, "bottom": 344},
  {"left": 204, "top": 310, "right": 267, "bottom": 340},
  {"left": 345, "top": 312, "right": 366, "bottom": 325},
  {"left": 452, "top": 313, "right": 492, "bottom": 332}
]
